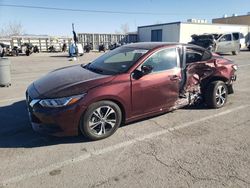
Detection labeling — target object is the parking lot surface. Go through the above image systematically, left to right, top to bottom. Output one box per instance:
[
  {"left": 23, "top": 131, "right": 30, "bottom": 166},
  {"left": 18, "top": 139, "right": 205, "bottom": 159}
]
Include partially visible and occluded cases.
[{"left": 0, "top": 51, "right": 250, "bottom": 188}]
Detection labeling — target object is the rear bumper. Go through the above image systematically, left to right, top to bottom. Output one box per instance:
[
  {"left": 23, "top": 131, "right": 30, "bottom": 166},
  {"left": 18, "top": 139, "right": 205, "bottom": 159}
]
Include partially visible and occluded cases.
[{"left": 231, "top": 75, "right": 237, "bottom": 82}]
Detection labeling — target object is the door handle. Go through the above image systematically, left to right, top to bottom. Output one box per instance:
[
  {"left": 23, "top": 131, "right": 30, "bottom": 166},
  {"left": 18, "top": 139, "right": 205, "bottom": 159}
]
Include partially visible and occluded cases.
[{"left": 169, "top": 75, "right": 180, "bottom": 81}]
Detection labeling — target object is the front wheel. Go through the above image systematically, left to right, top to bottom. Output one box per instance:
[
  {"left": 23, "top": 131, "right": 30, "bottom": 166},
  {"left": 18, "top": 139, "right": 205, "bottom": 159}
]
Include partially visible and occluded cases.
[
  {"left": 205, "top": 81, "right": 228, "bottom": 108},
  {"left": 80, "top": 101, "right": 122, "bottom": 140}
]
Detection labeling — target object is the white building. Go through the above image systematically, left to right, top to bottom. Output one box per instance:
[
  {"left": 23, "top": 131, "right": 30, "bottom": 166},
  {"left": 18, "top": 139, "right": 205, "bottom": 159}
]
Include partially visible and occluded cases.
[{"left": 138, "top": 21, "right": 250, "bottom": 44}]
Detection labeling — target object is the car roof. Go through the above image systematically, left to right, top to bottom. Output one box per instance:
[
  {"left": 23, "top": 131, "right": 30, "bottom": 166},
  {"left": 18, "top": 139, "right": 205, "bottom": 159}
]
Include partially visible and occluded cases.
[
  {"left": 123, "top": 42, "right": 206, "bottom": 51},
  {"left": 123, "top": 42, "right": 180, "bottom": 50}
]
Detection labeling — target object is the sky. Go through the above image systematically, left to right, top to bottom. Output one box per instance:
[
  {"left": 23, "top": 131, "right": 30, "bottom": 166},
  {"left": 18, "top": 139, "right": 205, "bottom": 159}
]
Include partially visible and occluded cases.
[{"left": 0, "top": 0, "right": 249, "bottom": 36}]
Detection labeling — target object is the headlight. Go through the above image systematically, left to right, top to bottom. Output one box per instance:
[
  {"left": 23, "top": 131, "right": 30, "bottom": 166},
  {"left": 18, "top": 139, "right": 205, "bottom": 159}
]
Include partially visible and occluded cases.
[{"left": 39, "top": 94, "right": 86, "bottom": 108}]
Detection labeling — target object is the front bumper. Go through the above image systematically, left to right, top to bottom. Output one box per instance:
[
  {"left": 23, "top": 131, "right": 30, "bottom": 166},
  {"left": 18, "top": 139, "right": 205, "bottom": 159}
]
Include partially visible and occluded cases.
[{"left": 26, "top": 92, "right": 86, "bottom": 136}]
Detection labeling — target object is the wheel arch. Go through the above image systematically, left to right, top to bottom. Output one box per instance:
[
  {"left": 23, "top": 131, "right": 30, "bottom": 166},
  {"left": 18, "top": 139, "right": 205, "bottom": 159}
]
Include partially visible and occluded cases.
[{"left": 201, "top": 76, "right": 229, "bottom": 92}]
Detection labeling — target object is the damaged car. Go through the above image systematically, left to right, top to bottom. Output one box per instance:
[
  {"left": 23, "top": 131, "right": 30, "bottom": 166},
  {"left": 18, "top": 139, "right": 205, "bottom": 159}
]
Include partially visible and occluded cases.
[
  {"left": 189, "top": 33, "right": 241, "bottom": 55},
  {"left": 26, "top": 42, "right": 237, "bottom": 140}
]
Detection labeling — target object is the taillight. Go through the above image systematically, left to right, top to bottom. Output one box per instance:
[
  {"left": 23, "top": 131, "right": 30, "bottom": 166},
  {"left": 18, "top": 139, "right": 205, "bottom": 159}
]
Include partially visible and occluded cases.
[{"left": 232, "top": 65, "right": 238, "bottom": 71}]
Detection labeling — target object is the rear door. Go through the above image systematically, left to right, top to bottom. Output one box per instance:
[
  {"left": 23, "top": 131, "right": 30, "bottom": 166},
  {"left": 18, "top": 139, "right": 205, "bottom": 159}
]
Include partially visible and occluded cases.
[
  {"left": 232, "top": 32, "right": 241, "bottom": 51},
  {"left": 216, "top": 34, "right": 233, "bottom": 53},
  {"left": 184, "top": 47, "right": 215, "bottom": 91},
  {"left": 131, "top": 48, "right": 181, "bottom": 115}
]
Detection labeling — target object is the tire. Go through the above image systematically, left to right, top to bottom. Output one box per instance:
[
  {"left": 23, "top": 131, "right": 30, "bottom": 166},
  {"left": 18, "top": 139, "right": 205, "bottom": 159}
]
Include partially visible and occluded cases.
[
  {"left": 232, "top": 46, "right": 240, "bottom": 55},
  {"left": 232, "top": 51, "right": 238, "bottom": 55},
  {"left": 205, "top": 81, "right": 228, "bottom": 109},
  {"left": 80, "top": 100, "right": 122, "bottom": 140}
]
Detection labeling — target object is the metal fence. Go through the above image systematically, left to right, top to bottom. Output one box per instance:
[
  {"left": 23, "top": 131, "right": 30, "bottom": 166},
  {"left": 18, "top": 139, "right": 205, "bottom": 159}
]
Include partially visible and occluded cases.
[
  {"left": 0, "top": 33, "right": 138, "bottom": 52},
  {"left": 78, "top": 33, "right": 138, "bottom": 50},
  {"left": 0, "top": 36, "right": 71, "bottom": 52}
]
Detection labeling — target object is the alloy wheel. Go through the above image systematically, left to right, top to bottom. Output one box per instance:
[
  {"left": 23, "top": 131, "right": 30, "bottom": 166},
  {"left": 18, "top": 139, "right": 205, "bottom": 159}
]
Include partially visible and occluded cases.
[
  {"left": 216, "top": 85, "right": 226, "bottom": 106},
  {"left": 88, "top": 106, "right": 117, "bottom": 136}
]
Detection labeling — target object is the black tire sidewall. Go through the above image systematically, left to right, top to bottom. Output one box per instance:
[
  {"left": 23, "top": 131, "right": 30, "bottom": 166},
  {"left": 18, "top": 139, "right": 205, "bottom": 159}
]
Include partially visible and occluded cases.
[{"left": 80, "top": 101, "right": 122, "bottom": 140}]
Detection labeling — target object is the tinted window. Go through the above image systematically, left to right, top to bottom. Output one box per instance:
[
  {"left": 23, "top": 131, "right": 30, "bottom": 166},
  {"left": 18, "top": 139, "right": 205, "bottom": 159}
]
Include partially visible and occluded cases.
[
  {"left": 151, "top": 29, "right": 162, "bottom": 42},
  {"left": 233, "top": 33, "right": 239, "bottom": 40},
  {"left": 220, "top": 34, "right": 232, "bottom": 42},
  {"left": 142, "top": 48, "right": 177, "bottom": 72},
  {"left": 186, "top": 48, "right": 211, "bottom": 64},
  {"left": 186, "top": 51, "right": 202, "bottom": 64}
]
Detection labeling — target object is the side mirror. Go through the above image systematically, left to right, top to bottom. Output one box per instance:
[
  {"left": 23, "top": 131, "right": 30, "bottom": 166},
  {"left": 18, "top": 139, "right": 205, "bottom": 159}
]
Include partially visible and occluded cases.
[
  {"left": 132, "top": 65, "right": 153, "bottom": 80},
  {"left": 141, "top": 65, "right": 153, "bottom": 75}
]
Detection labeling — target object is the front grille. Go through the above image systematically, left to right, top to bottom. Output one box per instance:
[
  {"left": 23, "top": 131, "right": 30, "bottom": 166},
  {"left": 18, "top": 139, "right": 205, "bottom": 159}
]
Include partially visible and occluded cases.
[{"left": 30, "top": 113, "right": 41, "bottom": 123}]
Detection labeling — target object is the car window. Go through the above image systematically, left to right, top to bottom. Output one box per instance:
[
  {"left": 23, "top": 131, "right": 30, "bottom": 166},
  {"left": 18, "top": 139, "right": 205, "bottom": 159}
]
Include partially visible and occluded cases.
[
  {"left": 233, "top": 33, "right": 239, "bottom": 40},
  {"left": 240, "top": 33, "right": 244, "bottom": 39},
  {"left": 220, "top": 34, "right": 232, "bottom": 42},
  {"left": 88, "top": 47, "right": 148, "bottom": 75},
  {"left": 186, "top": 47, "right": 211, "bottom": 64},
  {"left": 142, "top": 48, "right": 178, "bottom": 72},
  {"left": 186, "top": 50, "right": 202, "bottom": 64},
  {"left": 104, "top": 51, "right": 135, "bottom": 63}
]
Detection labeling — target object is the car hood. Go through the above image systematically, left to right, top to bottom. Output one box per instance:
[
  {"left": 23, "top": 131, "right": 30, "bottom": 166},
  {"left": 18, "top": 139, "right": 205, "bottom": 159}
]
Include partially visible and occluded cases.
[{"left": 30, "top": 65, "right": 114, "bottom": 98}]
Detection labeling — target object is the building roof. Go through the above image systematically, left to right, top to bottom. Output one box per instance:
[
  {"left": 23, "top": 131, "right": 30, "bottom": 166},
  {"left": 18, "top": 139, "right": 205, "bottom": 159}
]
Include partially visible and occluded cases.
[
  {"left": 213, "top": 14, "right": 250, "bottom": 20},
  {"left": 138, "top": 21, "right": 249, "bottom": 29},
  {"left": 138, "top": 22, "right": 181, "bottom": 29}
]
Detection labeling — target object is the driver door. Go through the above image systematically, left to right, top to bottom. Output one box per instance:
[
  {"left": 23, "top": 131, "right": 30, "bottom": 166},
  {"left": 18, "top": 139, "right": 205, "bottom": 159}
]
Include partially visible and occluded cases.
[{"left": 131, "top": 48, "right": 181, "bottom": 115}]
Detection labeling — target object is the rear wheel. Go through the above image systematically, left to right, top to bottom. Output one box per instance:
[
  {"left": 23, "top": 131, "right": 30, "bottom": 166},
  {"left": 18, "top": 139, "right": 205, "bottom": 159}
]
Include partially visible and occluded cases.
[
  {"left": 232, "top": 46, "right": 240, "bottom": 55},
  {"left": 232, "top": 50, "right": 239, "bottom": 55},
  {"left": 205, "top": 81, "right": 228, "bottom": 108},
  {"left": 80, "top": 101, "right": 122, "bottom": 140}
]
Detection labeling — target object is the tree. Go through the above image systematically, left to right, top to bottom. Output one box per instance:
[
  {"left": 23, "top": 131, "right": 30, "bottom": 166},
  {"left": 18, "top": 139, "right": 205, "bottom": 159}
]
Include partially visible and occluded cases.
[
  {"left": 0, "top": 21, "right": 24, "bottom": 37},
  {"left": 120, "top": 23, "right": 130, "bottom": 34}
]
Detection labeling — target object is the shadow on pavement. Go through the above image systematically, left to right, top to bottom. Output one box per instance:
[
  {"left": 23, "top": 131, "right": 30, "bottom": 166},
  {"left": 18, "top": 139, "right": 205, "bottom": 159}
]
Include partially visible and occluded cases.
[
  {"left": 0, "top": 100, "right": 89, "bottom": 148},
  {"left": 0, "top": 100, "right": 211, "bottom": 148}
]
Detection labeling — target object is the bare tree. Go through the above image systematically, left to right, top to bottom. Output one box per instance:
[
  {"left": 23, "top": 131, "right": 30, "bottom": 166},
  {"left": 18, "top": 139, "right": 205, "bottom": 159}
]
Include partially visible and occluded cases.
[
  {"left": 0, "top": 21, "right": 24, "bottom": 37},
  {"left": 120, "top": 23, "right": 130, "bottom": 34},
  {"left": 114, "top": 30, "right": 121, "bottom": 34}
]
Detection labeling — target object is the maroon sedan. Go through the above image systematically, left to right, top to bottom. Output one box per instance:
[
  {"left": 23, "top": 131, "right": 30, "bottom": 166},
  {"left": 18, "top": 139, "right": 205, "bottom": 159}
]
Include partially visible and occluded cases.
[{"left": 26, "top": 42, "right": 237, "bottom": 140}]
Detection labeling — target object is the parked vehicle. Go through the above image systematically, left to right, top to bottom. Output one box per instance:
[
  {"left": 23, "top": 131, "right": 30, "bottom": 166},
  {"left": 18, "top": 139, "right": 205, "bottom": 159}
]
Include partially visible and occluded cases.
[
  {"left": 232, "top": 32, "right": 246, "bottom": 49},
  {"left": 190, "top": 33, "right": 240, "bottom": 55},
  {"left": 247, "top": 40, "right": 250, "bottom": 51},
  {"left": 26, "top": 42, "right": 237, "bottom": 140},
  {"left": 109, "top": 42, "right": 121, "bottom": 50},
  {"left": 0, "top": 43, "right": 20, "bottom": 56},
  {"left": 0, "top": 43, "right": 9, "bottom": 57},
  {"left": 21, "top": 43, "right": 33, "bottom": 56},
  {"left": 84, "top": 43, "right": 93, "bottom": 53},
  {"left": 0, "top": 44, "right": 3, "bottom": 57},
  {"left": 98, "top": 44, "right": 106, "bottom": 52},
  {"left": 33, "top": 45, "right": 39, "bottom": 53},
  {"left": 48, "top": 45, "right": 56, "bottom": 52},
  {"left": 11, "top": 46, "right": 19, "bottom": 56}
]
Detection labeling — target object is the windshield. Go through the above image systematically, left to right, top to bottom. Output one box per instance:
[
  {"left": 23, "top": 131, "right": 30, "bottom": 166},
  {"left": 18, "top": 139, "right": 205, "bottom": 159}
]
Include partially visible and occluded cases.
[{"left": 85, "top": 47, "right": 148, "bottom": 75}]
